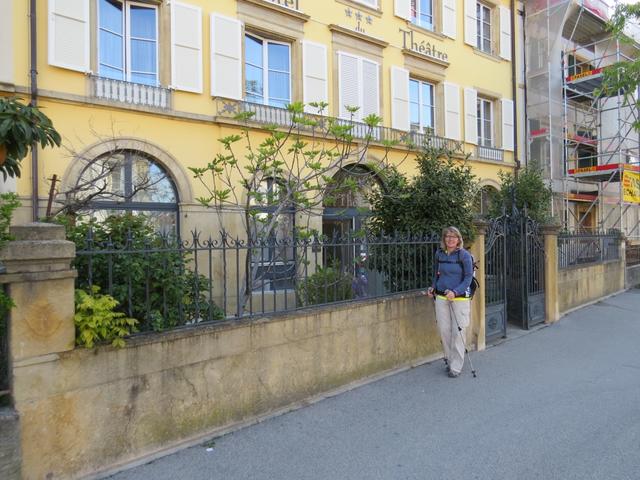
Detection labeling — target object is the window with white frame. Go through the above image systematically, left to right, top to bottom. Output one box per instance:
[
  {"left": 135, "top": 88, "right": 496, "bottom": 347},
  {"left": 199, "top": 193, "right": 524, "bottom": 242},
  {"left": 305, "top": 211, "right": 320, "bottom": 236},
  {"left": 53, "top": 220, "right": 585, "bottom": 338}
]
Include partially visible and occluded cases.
[
  {"left": 98, "top": 0, "right": 158, "bottom": 86},
  {"left": 411, "top": 0, "right": 434, "bottom": 31},
  {"left": 476, "top": 2, "right": 491, "bottom": 54},
  {"left": 245, "top": 34, "right": 291, "bottom": 108},
  {"left": 338, "top": 52, "right": 379, "bottom": 121},
  {"left": 409, "top": 79, "right": 435, "bottom": 133},
  {"left": 477, "top": 97, "right": 493, "bottom": 146}
]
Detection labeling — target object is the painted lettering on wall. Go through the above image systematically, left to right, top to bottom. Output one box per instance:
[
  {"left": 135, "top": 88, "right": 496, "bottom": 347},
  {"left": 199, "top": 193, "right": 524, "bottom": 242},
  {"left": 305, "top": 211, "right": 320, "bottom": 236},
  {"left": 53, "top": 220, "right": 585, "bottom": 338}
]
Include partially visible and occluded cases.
[
  {"left": 265, "top": 0, "right": 300, "bottom": 11},
  {"left": 400, "top": 29, "right": 448, "bottom": 63}
]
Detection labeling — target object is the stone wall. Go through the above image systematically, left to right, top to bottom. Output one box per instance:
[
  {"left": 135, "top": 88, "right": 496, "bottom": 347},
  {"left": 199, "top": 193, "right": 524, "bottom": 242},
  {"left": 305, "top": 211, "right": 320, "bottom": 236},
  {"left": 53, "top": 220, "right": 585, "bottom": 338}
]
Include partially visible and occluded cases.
[
  {"left": 558, "top": 259, "right": 625, "bottom": 314},
  {"left": 14, "top": 293, "right": 441, "bottom": 479}
]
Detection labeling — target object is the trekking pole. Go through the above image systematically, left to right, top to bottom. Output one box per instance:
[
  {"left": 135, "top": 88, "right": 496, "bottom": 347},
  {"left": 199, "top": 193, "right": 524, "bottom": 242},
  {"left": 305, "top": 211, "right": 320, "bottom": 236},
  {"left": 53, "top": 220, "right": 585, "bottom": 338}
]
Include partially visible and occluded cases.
[{"left": 448, "top": 300, "right": 477, "bottom": 378}]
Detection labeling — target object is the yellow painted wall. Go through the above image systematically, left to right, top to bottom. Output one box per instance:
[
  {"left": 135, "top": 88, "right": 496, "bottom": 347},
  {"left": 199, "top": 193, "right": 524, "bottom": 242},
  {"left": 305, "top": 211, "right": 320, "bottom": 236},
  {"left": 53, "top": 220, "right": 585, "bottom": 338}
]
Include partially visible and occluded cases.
[{"left": 4, "top": 0, "right": 518, "bottom": 222}]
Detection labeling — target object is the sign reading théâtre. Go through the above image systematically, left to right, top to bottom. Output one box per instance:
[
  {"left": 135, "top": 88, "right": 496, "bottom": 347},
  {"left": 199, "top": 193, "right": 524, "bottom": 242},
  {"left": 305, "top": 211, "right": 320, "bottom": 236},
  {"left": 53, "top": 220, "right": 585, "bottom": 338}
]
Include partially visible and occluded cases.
[{"left": 399, "top": 28, "right": 448, "bottom": 63}]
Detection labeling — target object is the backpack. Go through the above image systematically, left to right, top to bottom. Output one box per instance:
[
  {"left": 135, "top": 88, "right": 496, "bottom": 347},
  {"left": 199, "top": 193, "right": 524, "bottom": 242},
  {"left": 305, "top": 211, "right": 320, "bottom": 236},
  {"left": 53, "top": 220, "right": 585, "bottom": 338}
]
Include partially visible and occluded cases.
[{"left": 435, "top": 249, "right": 479, "bottom": 299}]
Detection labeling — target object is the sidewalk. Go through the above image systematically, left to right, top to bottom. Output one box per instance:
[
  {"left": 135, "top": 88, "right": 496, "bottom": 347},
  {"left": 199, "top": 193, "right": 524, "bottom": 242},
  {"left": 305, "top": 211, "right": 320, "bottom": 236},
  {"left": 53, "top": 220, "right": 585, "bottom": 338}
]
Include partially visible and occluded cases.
[{"left": 108, "top": 289, "right": 640, "bottom": 480}]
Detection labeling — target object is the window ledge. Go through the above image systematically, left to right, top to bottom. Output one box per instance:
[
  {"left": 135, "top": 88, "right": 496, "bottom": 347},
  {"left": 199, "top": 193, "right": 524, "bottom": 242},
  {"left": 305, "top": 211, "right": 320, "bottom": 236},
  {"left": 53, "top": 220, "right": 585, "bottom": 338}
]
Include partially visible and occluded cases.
[
  {"left": 335, "top": 0, "right": 383, "bottom": 18},
  {"left": 407, "top": 23, "right": 447, "bottom": 41},
  {"left": 328, "top": 24, "right": 389, "bottom": 48},
  {"left": 402, "top": 47, "right": 449, "bottom": 67},
  {"left": 472, "top": 47, "right": 504, "bottom": 63}
]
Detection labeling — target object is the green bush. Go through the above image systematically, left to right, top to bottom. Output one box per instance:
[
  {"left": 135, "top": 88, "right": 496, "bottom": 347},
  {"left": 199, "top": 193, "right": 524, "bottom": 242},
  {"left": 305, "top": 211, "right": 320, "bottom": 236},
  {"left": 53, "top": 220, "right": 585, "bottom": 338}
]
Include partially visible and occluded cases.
[
  {"left": 367, "top": 146, "right": 478, "bottom": 291},
  {"left": 489, "top": 164, "right": 553, "bottom": 223},
  {"left": 61, "top": 213, "right": 224, "bottom": 331},
  {"left": 297, "top": 263, "right": 353, "bottom": 306},
  {"left": 74, "top": 287, "right": 138, "bottom": 348}
]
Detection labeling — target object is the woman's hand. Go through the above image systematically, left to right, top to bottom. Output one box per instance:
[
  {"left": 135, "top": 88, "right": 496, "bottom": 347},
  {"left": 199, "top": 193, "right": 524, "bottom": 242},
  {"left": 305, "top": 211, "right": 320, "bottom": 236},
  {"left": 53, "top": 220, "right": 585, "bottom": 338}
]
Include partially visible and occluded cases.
[
  {"left": 426, "top": 287, "right": 434, "bottom": 297},
  {"left": 445, "top": 290, "right": 456, "bottom": 301}
]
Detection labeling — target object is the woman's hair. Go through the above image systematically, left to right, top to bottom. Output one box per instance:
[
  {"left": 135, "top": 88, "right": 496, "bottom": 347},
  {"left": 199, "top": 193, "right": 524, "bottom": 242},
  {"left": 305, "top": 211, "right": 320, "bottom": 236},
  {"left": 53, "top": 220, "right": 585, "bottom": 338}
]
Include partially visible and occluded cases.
[{"left": 440, "top": 226, "right": 464, "bottom": 250}]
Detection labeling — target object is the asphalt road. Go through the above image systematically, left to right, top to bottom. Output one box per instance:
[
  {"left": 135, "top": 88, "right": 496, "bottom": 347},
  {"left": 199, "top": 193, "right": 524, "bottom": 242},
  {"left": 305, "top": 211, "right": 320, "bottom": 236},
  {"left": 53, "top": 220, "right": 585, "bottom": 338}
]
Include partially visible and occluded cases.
[{"left": 109, "top": 289, "right": 640, "bottom": 480}]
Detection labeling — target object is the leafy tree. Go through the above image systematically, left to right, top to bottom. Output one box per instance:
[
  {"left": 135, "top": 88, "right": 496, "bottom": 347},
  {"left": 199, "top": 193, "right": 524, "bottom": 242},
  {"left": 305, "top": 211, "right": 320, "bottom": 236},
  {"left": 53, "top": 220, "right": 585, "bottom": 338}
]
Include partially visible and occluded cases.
[
  {"left": 599, "top": 2, "right": 640, "bottom": 134},
  {"left": 0, "top": 97, "right": 61, "bottom": 179},
  {"left": 190, "top": 101, "right": 408, "bottom": 314},
  {"left": 366, "top": 146, "right": 478, "bottom": 291},
  {"left": 368, "top": 146, "right": 478, "bottom": 240},
  {"left": 488, "top": 164, "right": 553, "bottom": 223}
]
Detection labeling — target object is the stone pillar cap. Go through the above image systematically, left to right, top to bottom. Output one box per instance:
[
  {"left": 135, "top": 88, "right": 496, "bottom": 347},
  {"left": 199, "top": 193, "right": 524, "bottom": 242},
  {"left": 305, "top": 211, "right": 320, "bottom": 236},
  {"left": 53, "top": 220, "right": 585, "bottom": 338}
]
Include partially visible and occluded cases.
[{"left": 10, "top": 222, "right": 66, "bottom": 241}]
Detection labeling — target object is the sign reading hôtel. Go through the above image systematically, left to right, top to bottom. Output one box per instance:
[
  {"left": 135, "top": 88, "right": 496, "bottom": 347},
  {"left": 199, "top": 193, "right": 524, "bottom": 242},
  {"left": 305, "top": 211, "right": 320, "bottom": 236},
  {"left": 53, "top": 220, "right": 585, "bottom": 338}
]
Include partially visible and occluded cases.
[
  {"left": 265, "top": 0, "right": 300, "bottom": 10},
  {"left": 400, "top": 28, "right": 449, "bottom": 63}
]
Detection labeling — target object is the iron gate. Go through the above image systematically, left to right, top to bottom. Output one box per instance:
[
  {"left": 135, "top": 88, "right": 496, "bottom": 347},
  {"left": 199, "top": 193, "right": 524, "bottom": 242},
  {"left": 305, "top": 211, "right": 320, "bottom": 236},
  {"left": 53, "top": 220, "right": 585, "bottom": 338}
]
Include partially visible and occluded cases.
[
  {"left": 485, "top": 208, "right": 546, "bottom": 340},
  {"left": 484, "top": 214, "right": 507, "bottom": 340}
]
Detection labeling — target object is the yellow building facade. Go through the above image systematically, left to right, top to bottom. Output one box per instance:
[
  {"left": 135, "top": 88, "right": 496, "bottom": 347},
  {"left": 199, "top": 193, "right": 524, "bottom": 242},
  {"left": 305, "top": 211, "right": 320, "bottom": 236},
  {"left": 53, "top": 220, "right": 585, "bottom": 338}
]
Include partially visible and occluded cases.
[{"left": 0, "top": 0, "right": 524, "bottom": 233}]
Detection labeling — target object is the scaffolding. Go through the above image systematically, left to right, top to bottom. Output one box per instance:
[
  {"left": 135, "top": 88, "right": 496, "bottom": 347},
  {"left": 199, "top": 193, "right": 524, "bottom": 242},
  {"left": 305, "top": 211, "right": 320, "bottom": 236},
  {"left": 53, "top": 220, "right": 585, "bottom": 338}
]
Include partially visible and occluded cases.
[{"left": 525, "top": 0, "right": 640, "bottom": 239}]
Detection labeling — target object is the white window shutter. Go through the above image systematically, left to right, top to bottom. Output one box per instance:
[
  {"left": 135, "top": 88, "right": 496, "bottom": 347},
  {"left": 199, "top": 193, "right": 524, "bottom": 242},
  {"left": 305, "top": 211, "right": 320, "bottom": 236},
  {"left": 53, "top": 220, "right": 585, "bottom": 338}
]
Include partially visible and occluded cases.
[
  {"left": 0, "top": 0, "right": 13, "bottom": 84},
  {"left": 48, "top": 0, "right": 90, "bottom": 72},
  {"left": 395, "top": 0, "right": 411, "bottom": 20},
  {"left": 442, "top": 0, "right": 457, "bottom": 39},
  {"left": 464, "top": 0, "right": 477, "bottom": 47},
  {"left": 171, "top": 2, "right": 202, "bottom": 93},
  {"left": 499, "top": 7, "right": 512, "bottom": 61},
  {"left": 211, "top": 14, "right": 242, "bottom": 99},
  {"left": 302, "top": 41, "right": 328, "bottom": 114},
  {"left": 339, "top": 52, "right": 360, "bottom": 120},
  {"left": 361, "top": 59, "right": 380, "bottom": 118},
  {"left": 391, "top": 66, "right": 410, "bottom": 131},
  {"left": 444, "top": 82, "right": 461, "bottom": 141},
  {"left": 464, "top": 88, "right": 478, "bottom": 145},
  {"left": 501, "top": 98, "right": 514, "bottom": 151}
]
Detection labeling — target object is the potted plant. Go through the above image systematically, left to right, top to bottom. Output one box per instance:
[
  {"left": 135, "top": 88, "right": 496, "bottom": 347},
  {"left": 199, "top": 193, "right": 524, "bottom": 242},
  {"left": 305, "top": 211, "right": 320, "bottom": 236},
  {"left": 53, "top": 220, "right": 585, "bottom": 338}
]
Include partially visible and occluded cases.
[{"left": 0, "top": 96, "right": 61, "bottom": 178}]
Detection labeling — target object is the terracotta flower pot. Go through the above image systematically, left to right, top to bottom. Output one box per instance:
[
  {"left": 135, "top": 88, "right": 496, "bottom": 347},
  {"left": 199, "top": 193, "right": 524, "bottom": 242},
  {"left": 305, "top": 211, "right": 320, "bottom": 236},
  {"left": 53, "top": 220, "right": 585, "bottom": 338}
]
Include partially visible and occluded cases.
[{"left": 0, "top": 144, "right": 6, "bottom": 166}]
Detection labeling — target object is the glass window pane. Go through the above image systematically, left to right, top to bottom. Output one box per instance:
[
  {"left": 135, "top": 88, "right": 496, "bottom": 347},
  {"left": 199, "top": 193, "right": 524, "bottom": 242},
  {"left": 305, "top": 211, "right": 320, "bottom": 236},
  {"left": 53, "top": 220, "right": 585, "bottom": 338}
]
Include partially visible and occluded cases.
[
  {"left": 99, "top": 0, "right": 123, "bottom": 34},
  {"left": 129, "top": 5, "right": 157, "bottom": 40},
  {"left": 99, "top": 30, "right": 124, "bottom": 76},
  {"left": 245, "top": 35, "right": 263, "bottom": 67},
  {"left": 130, "top": 39, "right": 157, "bottom": 73},
  {"left": 267, "top": 43, "right": 290, "bottom": 72},
  {"left": 246, "top": 64, "right": 263, "bottom": 98},
  {"left": 268, "top": 71, "right": 290, "bottom": 104},
  {"left": 409, "top": 80, "right": 419, "bottom": 101},
  {"left": 410, "top": 102, "right": 420, "bottom": 127},
  {"left": 131, "top": 157, "right": 176, "bottom": 203}
]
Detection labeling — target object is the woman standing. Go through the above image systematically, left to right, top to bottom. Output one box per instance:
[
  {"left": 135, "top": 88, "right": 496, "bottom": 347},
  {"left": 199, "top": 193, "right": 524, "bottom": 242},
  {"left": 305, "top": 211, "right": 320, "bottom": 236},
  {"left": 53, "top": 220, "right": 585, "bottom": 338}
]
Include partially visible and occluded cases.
[{"left": 427, "top": 226, "right": 474, "bottom": 378}]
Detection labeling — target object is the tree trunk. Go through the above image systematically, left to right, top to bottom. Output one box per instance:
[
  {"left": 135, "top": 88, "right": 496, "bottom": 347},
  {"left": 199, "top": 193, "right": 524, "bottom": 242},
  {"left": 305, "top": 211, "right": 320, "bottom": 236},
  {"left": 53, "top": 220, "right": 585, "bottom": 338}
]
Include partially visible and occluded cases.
[{"left": 0, "top": 144, "right": 6, "bottom": 166}]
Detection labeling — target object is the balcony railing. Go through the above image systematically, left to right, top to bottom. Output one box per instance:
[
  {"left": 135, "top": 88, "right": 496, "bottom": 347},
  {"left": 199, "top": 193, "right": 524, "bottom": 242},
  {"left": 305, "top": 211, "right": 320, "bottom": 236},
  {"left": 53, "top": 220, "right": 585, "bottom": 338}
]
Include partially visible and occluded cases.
[
  {"left": 89, "top": 75, "right": 172, "bottom": 110},
  {"left": 214, "top": 98, "right": 464, "bottom": 153},
  {"left": 476, "top": 145, "right": 505, "bottom": 161}
]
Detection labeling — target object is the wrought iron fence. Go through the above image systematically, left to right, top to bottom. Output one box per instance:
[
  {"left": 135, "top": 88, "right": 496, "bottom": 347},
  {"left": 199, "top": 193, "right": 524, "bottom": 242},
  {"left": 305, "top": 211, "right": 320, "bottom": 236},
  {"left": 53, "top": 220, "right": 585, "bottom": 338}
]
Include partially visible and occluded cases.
[
  {"left": 214, "top": 98, "right": 464, "bottom": 153},
  {"left": 75, "top": 229, "right": 440, "bottom": 333},
  {"left": 558, "top": 231, "right": 621, "bottom": 269}
]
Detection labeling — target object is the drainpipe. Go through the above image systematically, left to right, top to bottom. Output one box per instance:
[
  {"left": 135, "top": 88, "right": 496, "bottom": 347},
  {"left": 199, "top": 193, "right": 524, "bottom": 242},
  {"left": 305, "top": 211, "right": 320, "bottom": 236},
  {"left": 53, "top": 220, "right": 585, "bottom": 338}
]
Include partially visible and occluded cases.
[
  {"left": 29, "top": 0, "right": 39, "bottom": 221},
  {"left": 511, "top": 0, "right": 521, "bottom": 179}
]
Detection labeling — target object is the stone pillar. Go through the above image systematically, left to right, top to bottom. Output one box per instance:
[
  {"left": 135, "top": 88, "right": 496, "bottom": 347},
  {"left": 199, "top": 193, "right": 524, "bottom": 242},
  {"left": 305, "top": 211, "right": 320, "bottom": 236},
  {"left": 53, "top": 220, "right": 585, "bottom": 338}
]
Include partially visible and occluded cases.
[
  {"left": 470, "top": 221, "right": 488, "bottom": 352},
  {"left": 0, "top": 223, "right": 75, "bottom": 480},
  {"left": 0, "top": 223, "right": 76, "bottom": 364},
  {"left": 542, "top": 224, "right": 560, "bottom": 324}
]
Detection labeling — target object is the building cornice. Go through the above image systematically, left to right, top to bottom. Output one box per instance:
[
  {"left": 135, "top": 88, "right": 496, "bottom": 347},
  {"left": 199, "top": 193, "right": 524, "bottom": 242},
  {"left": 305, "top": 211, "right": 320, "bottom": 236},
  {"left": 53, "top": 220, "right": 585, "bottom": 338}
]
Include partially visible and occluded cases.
[{"left": 328, "top": 24, "right": 389, "bottom": 49}]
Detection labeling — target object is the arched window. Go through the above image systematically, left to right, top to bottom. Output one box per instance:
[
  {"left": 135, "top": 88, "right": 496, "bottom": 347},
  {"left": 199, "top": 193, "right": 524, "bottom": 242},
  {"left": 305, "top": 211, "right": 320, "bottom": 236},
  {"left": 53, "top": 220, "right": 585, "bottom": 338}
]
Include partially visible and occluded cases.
[
  {"left": 75, "top": 150, "right": 179, "bottom": 232},
  {"left": 322, "top": 164, "right": 382, "bottom": 238},
  {"left": 322, "top": 165, "right": 383, "bottom": 280},
  {"left": 474, "top": 184, "right": 499, "bottom": 217}
]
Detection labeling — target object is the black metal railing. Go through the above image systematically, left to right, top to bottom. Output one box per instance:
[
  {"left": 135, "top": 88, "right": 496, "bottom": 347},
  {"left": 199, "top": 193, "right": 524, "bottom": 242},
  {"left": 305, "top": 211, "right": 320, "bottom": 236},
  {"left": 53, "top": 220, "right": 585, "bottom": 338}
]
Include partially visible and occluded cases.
[
  {"left": 214, "top": 98, "right": 464, "bottom": 153},
  {"left": 75, "top": 229, "right": 440, "bottom": 333},
  {"left": 558, "top": 231, "right": 621, "bottom": 269}
]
